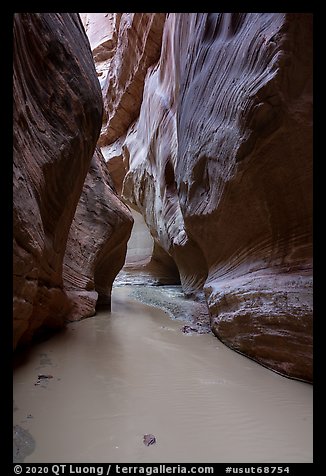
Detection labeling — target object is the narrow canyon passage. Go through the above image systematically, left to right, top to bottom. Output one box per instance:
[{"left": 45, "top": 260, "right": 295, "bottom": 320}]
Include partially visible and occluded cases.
[
  {"left": 13, "top": 12, "right": 313, "bottom": 466},
  {"left": 13, "top": 285, "right": 312, "bottom": 463}
]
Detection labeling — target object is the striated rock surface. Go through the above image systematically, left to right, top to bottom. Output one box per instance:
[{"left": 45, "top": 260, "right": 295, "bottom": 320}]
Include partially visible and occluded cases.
[
  {"left": 81, "top": 12, "right": 180, "bottom": 287},
  {"left": 13, "top": 13, "right": 103, "bottom": 348},
  {"left": 80, "top": 13, "right": 166, "bottom": 147},
  {"left": 120, "top": 13, "right": 312, "bottom": 381},
  {"left": 63, "top": 148, "right": 133, "bottom": 320}
]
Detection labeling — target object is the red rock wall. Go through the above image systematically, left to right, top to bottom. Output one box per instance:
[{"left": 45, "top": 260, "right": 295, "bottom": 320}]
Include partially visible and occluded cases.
[
  {"left": 80, "top": 12, "right": 179, "bottom": 288},
  {"left": 13, "top": 13, "right": 103, "bottom": 348},
  {"left": 80, "top": 13, "right": 166, "bottom": 147},
  {"left": 80, "top": 13, "right": 166, "bottom": 201},
  {"left": 120, "top": 13, "right": 312, "bottom": 381},
  {"left": 63, "top": 148, "right": 133, "bottom": 320}
]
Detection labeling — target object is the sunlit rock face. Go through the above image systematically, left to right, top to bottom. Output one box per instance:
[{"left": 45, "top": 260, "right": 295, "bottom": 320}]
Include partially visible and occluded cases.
[
  {"left": 80, "top": 12, "right": 180, "bottom": 287},
  {"left": 13, "top": 13, "right": 102, "bottom": 348},
  {"left": 80, "top": 13, "right": 166, "bottom": 147},
  {"left": 121, "top": 13, "right": 312, "bottom": 381},
  {"left": 63, "top": 148, "right": 133, "bottom": 320}
]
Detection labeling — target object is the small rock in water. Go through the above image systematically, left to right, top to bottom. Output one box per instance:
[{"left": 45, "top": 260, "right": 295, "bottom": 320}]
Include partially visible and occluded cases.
[
  {"left": 181, "top": 325, "right": 198, "bottom": 334},
  {"left": 35, "top": 374, "right": 54, "bottom": 386},
  {"left": 143, "top": 434, "right": 156, "bottom": 446}
]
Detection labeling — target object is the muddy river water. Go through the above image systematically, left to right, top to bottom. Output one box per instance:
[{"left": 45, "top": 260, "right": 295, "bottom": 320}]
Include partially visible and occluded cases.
[{"left": 13, "top": 286, "right": 313, "bottom": 463}]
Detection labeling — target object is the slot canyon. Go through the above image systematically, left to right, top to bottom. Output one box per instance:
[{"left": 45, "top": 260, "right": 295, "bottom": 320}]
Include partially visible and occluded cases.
[{"left": 13, "top": 13, "right": 313, "bottom": 463}]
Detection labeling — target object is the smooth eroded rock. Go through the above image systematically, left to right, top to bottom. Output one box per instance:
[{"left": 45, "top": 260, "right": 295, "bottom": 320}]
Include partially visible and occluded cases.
[
  {"left": 13, "top": 13, "right": 103, "bottom": 348},
  {"left": 80, "top": 13, "right": 166, "bottom": 147},
  {"left": 121, "top": 13, "right": 312, "bottom": 381},
  {"left": 63, "top": 148, "right": 133, "bottom": 319},
  {"left": 115, "top": 209, "right": 180, "bottom": 286}
]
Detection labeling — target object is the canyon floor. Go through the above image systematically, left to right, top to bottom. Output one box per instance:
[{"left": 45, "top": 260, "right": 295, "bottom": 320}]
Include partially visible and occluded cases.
[{"left": 13, "top": 285, "right": 312, "bottom": 463}]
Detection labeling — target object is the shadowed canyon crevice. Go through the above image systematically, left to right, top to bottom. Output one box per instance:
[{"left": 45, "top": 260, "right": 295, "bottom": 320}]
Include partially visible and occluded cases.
[
  {"left": 13, "top": 12, "right": 312, "bottom": 464},
  {"left": 13, "top": 13, "right": 133, "bottom": 348}
]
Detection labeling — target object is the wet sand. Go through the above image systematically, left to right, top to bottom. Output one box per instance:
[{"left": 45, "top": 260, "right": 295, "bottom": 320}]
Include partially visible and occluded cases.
[{"left": 13, "top": 286, "right": 313, "bottom": 463}]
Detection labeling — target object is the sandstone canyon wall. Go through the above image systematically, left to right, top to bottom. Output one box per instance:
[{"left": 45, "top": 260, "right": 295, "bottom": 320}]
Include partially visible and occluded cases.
[
  {"left": 80, "top": 12, "right": 180, "bottom": 285},
  {"left": 13, "top": 13, "right": 132, "bottom": 348},
  {"left": 80, "top": 13, "right": 166, "bottom": 148},
  {"left": 80, "top": 13, "right": 166, "bottom": 196},
  {"left": 86, "top": 13, "right": 312, "bottom": 382},
  {"left": 63, "top": 148, "right": 133, "bottom": 320}
]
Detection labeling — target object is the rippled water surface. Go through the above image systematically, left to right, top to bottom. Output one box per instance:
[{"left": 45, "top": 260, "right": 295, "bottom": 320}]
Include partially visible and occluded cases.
[{"left": 13, "top": 286, "right": 313, "bottom": 463}]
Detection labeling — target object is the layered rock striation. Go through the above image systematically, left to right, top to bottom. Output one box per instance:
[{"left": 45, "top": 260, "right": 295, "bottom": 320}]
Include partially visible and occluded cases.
[
  {"left": 80, "top": 12, "right": 181, "bottom": 286},
  {"left": 13, "top": 13, "right": 103, "bottom": 348},
  {"left": 80, "top": 13, "right": 166, "bottom": 147},
  {"left": 93, "top": 13, "right": 312, "bottom": 381},
  {"left": 63, "top": 148, "right": 133, "bottom": 320}
]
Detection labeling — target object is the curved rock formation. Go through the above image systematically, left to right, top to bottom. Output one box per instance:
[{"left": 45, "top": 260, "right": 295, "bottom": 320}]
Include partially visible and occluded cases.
[
  {"left": 80, "top": 12, "right": 181, "bottom": 287},
  {"left": 13, "top": 13, "right": 103, "bottom": 348},
  {"left": 80, "top": 13, "right": 166, "bottom": 147},
  {"left": 120, "top": 13, "right": 312, "bottom": 381},
  {"left": 63, "top": 148, "right": 133, "bottom": 320},
  {"left": 115, "top": 209, "right": 180, "bottom": 286}
]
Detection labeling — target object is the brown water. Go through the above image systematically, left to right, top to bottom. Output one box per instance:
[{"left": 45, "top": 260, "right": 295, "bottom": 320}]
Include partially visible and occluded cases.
[{"left": 13, "top": 286, "right": 313, "bottom": 463}]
